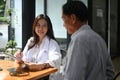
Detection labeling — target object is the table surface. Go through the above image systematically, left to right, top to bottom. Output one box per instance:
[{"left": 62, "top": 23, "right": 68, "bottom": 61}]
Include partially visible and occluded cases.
[{"left": 0, "top": 60, "right": 58, "bottom": 80}]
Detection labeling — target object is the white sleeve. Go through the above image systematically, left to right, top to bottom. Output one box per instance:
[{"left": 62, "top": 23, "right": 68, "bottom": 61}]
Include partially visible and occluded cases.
[
  {"left": 22, "top": 37, "right": 34, "bottom": 61},
  {"left": 45, "top": 39, "right": 61, "bottom": 68}
]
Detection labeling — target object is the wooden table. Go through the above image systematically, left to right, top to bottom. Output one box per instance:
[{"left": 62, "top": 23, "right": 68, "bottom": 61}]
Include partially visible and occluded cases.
[{"left": 0, "top": 60, "right": 58, "bottom": 80}]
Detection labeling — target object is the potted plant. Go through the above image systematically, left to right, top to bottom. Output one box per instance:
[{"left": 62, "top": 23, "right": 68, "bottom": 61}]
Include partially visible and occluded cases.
[{"left": 4, "top": 40, "right": 17, "bottom": 55}]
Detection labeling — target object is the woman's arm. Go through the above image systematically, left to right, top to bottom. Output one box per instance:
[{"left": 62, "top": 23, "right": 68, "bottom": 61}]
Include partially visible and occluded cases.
[
  {"left": 45, "top": 39, "right": 61, "bottom": 68},
  {"left": 24, "top": 62, "right": 51, "bottom": 71}
]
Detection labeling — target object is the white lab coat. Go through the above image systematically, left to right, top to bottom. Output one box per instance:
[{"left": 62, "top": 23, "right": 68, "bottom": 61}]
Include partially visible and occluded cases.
[{"left": 22, "top": 36, "right": 61, "bottom": 80}]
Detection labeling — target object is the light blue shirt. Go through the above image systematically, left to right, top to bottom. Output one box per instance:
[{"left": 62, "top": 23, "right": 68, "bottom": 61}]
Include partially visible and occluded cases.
[{"left": 64, "top": 25, "right": 115, "bottom": 80}]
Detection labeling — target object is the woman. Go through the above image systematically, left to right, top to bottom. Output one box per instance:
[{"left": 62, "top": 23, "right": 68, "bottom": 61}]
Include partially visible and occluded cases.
[{"left": 14, "top": 14, "right": 61, "bottom": 80}]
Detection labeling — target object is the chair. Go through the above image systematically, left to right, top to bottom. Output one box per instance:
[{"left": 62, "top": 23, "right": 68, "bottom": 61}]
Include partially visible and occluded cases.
[
  {"left": 60, "top": 49, "right": 67, "bottom": 59},
  {"left": 60, "top": 49, "right": 67, "bottom": 75},
  {"left": 0, "top": 52, "right": 5, "bottom": 60},
  {"left": 0, "top": 56, "right": 5, "bottom": 60},
  {"left": 113, "top": 71, "right": 120, "bottom": 80}
]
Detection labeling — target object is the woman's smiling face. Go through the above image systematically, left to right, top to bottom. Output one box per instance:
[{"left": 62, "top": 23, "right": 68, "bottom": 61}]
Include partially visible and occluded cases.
[{"left": 35, "top": 19, "right": 48, "bottom": 39}]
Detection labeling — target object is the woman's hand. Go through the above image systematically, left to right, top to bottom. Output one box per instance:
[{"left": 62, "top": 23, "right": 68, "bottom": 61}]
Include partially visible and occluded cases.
[
  {"left": 14, "top": 49, "right": 23, "bottom": 62},
  {"left": 24, "top": 62, "right": 45, "bottom": 71}
]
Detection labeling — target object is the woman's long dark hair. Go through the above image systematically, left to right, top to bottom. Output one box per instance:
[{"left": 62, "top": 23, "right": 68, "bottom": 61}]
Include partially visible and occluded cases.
[{"left": 29, "top": 14, "right": 56, "bottom": 49}]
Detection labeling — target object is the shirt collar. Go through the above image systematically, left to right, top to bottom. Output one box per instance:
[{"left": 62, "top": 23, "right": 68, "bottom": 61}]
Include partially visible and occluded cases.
[
  {"left": 71, "top": 24, "right": 91, "bottom": 40},
  {"left": 37, "top": 36, "right": 50, "bottom": 50}
]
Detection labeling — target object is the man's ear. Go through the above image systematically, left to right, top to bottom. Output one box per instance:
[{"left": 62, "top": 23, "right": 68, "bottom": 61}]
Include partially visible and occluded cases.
[{"left": 71, "top": 14, "right": 76, "bottom": 24}]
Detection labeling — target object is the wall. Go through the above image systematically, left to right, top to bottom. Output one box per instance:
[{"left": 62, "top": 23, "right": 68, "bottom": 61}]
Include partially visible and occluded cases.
[
  {"left": 13, "top": 0, "right": 22, "bottom": 48},
  {"left": 36, "top": 0, "right": 44, "bottom": 16},
  {"left": 47, "top": 0, "right": 67, "bottom": 38},
  {"left": 110, "top": 0, "right": 118, "bottom": 54},
  {"left": 0, "top": 24, "right": 8, "bottom": 48}
]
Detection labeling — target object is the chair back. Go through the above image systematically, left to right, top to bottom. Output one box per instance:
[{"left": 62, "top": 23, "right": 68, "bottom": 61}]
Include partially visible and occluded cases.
[{"left": 113, "top": 72, "right": 120, "bottom": 80}]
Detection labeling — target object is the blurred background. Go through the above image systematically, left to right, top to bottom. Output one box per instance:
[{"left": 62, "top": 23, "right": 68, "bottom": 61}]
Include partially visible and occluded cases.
[{"left": 0, "top": 0, "right": 120, "bottom": 79}]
